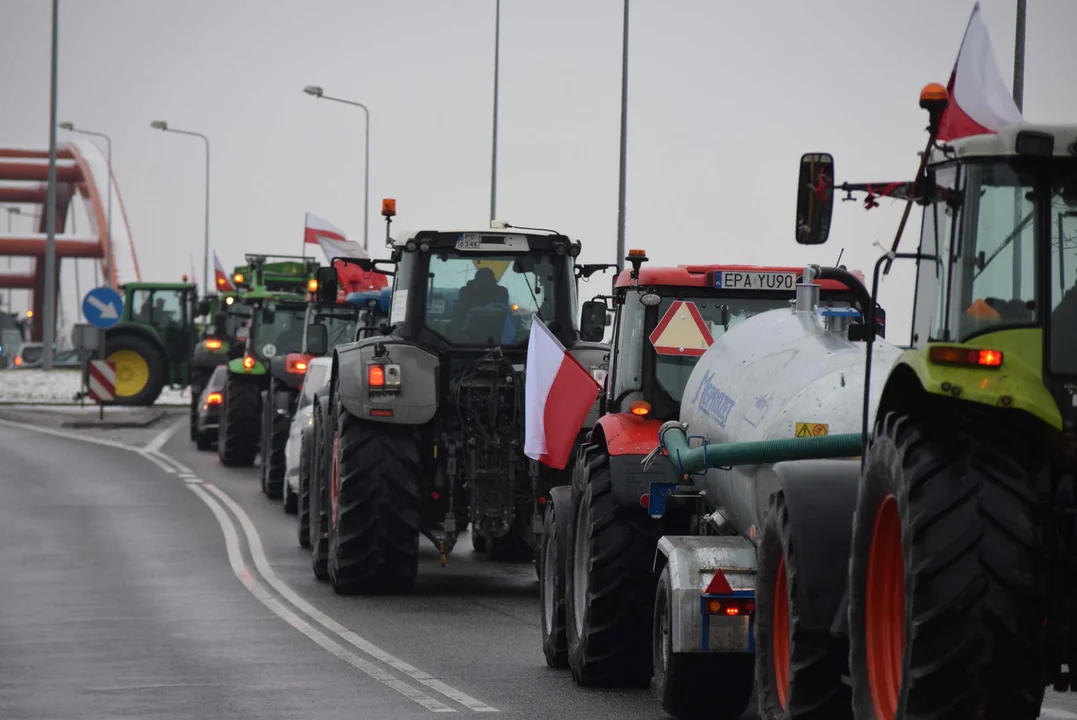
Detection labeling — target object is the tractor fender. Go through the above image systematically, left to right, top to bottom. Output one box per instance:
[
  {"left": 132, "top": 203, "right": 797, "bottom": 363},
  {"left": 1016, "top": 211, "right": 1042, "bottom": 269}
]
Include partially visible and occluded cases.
[
  {"left": 879, "top": 337, "right": 1061, "bottom": 431},
  {"left": 335, "top": 338, "right": 439, "bottom": 425},
  {"left": 227, "top": 357, "right": 267, "bottom": 375},
  {"left": 592, "top": 416, "right": 680, "bottom": 509},
  {"left": 767, "top": 458, "right": 861, "bottom": 632}
]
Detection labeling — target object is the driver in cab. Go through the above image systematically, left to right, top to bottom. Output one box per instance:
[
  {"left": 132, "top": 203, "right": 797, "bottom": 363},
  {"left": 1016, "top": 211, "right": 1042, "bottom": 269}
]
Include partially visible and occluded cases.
[{"left": 451, "top": 267, "right": 517, "bottom": 344}]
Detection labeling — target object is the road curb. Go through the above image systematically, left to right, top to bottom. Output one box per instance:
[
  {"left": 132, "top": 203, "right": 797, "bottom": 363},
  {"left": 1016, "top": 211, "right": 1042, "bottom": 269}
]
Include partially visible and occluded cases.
[{"left": 0, "top": 406, "right": 180, "bottom": 430}]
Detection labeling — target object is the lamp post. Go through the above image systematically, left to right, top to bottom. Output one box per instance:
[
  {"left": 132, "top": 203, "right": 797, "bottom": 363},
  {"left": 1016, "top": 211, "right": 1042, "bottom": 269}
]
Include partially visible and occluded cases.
[
  {"left": 42, "top": 0, "right": 59, "bottom": 370},
  {"left": 490, "top": 0, "right": 500, "bottom": 224},
  {"left": 615, "top": 0, "right": 630, "bottom": 272},
  {"left": 304, "top": 85, "right": 371, "bottom": 252},
  {"left": 150, "top": 120, "right": 211, "bottom": 291},
  {"left": 59, "top": 122, "right": 111, "bottom": 289},
  {"left": 5, "top": 207, "right": 19, "bottom": 270}
]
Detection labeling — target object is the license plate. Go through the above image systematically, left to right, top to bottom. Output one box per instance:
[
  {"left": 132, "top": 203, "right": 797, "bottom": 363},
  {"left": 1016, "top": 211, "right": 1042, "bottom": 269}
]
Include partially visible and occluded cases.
[
  {"left": 456, "top": 233, "right": 483, "bottom": 250},
  {"left": 714, "top": 271, "right": 797, "bottom": 291}
]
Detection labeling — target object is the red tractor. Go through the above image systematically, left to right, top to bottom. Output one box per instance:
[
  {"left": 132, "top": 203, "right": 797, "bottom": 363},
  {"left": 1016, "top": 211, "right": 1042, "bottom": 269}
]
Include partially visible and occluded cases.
[{"left": 539, "top": 251, "right": 885, "bottom": 704}]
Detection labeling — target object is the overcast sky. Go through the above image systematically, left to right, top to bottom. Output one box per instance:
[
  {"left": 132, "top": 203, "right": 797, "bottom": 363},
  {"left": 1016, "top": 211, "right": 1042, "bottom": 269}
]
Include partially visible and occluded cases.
[{"left": 4, "top": 0, "right": 1077, "bottom": 341}]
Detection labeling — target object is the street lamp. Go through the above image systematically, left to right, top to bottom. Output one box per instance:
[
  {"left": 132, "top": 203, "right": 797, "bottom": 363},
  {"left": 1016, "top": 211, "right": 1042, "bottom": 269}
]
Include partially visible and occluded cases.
[
  {"left": 490, "top": 0, "right": 500, "bottom": 224},
  {"left": 615, "top": 0, "right": 630, "bottom": 272},
  {"left": 303, "top": 85, "right": 371, "bottom": 252},
  {"left": 150, "top": 120, "right": 211, "bottom": 291},
  {"left": 59, "top": 122, "right": 112, "bottom": 290}
]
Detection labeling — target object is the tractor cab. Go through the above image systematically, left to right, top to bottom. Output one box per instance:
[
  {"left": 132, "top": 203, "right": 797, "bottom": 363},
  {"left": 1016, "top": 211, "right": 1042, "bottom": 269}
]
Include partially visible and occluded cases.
[{"left": 583, "top": 251, "right": 885, "bottom": 423}]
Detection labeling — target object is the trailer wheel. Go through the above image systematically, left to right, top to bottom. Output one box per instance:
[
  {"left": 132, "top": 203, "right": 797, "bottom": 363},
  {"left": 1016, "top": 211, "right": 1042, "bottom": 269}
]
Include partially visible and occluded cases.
[
  {"left": 217, "top": 375, "right": 261, "bottom": 467},
  {"left": 260, "top": 382, "right": 289, "bottom": 500},
  {"left": 309, "top": 398, "right": 330, "bottom": 581},
  {"left": 328, "top": 406, "right": 421, "bottom": 595},
  {"left": 849, "top": 412, "right": 1045, "bottom": 720},
  {"left": 297, "top": 428, "right": 313, "bottom": 549},
  {"left": 565, "top": 449, "right": 656, "bottom": 687},
  {"left": 755, "top": 491, "right": 850, "bottom": 719},
  {"left": 540, "top": 499, "right": 568, "bottom": 669},
  {"left": 653, "top": 564, "right": 754, "bottom": 719}
]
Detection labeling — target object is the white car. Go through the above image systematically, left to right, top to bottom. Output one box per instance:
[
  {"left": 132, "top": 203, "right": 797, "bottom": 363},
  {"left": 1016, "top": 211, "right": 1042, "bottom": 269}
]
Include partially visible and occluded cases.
[{"left": 283, "top": 356, "right": 332, "bottom": 516}]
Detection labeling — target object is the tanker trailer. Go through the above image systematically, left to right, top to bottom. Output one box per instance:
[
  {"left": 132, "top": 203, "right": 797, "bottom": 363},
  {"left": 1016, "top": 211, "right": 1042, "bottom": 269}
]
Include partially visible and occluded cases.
[{"left": 644, "top": 265, "right": 902, "bottom": 719}]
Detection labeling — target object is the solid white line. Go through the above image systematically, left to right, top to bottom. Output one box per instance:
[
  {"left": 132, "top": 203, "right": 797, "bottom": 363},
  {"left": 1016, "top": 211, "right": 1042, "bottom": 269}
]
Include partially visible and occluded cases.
[
  {"left": 144, "top": 415, "right": 186, "bottom": 453},
  {"left": 0, "top": 417, "right": 133, "bottom": 451},
  {"left": 137, "top": 450, "right": 176, "bottom": 474},
  {"left": 202, "top": 482, "right": 499, "bottom": 713},
  {"left": 187, "top": 483, "right": 455, "bottom": 714}
]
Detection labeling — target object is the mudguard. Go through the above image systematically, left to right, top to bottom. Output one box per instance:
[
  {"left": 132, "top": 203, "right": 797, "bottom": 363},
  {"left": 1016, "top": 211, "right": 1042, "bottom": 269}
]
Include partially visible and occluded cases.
[
  {"left": 335, "top": 338, "right": 439, "bottom": 425},
  {"left": 228, "top": 357, "right": 267, "bottom": 375},
  {"left": 592, "top": 414, "right": 679, "bottom": 508},
  {"left": 768, "top": 458, "right": 860, "bottom": 631},
  {"left": 655, "top": 535, "right": 756, "bottom": 654}
]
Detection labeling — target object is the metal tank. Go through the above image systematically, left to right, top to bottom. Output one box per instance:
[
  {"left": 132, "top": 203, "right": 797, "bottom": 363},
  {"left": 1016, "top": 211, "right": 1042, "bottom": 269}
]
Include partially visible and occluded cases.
[{"left": 676, "top": 269, "right": 903, "bottom": 539}]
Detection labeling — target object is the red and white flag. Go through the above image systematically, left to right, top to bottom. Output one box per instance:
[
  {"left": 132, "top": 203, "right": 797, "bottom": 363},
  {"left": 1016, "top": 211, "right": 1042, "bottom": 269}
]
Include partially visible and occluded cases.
[
  {"left": 937, "top": 2, "right": 1024, "bottom": 141},
  {"left": 304, "top": 213, "right": 388, "bottom": 293},
  {"left": 213, "top": 250, "right": 234, "bottom": 292},
  {"left": 524, "top": 320, "right": 601, "bottom": 470}
]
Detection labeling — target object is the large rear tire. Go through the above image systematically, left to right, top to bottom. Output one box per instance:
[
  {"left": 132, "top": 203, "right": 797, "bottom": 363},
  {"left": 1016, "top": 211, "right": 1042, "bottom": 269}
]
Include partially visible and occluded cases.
[
  {"left": 105, "top": 334, "right": 167, "bottom": 407},
  {"left": 217, "top": 375, "right": 261, "bottom": 467},
  {"left": 260, "top": 381, "right": 289, "bottom": 500},
  {"left": 309, "top": 397, "right": 330, "bottom": 581},
  {"left": 328, "top": 405, "right": 422, "bottom": 595},
  {"left": 849, "top": 411, "right": 1045, "bottom": 720},
  {"left": 297, "top": 428, "right": 313, "bottom": 549},
  {"left": 564, "top": 448, "right": 656, "bottom": 687},
  {"left": 755, "top": 491, "right": 850, "bottom": 719},
  {"left": 652, "top": 565, "right": 754, "bottom": 719}
]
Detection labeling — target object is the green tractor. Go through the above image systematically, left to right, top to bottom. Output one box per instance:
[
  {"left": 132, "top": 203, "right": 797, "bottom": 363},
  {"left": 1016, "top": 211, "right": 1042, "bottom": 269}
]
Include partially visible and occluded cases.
[
  {"left": 787, "top": 85, "right": 1077, "bottom": 717},
  {"left": 216, "top": 255, "right": 319, "bottom": 469},
  {"left": 103, "top": 281, "right": 204, "bottom": 406}
]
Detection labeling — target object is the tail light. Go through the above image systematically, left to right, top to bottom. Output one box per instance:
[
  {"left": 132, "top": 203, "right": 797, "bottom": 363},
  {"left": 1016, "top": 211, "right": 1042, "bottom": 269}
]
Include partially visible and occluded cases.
[
  {"left": 204, "top": 338, "right": 223, "bottom": 350},
  {"left": 929, "top": 345, "right": 1003, "bottom": 368},
  {"left": 286, "top": 353, "right": 315, "bottom": 374},
  {"left": 242, "top": 355, "right": 255, "bottom": 370},
  {"left": 14, "top": 356, "right": 22, "bottom": 366},
  {"left": 368, "top": 363, "right": 401, "bottom": 390},
  {"left": 205, "top": 391, "right": 223, "bottom": 407},
  {"left": 630, "top": 400, "right": 651, "bottom": 416},
  {"left": 702, "top": 596, "right": 756, "bottom": 616}
]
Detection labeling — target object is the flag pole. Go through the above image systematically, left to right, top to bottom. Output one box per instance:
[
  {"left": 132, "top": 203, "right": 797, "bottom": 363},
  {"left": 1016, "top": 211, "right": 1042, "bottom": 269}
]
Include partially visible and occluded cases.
[{"left": 1011, "top": 0, "right": 1026, "bottom": 295}]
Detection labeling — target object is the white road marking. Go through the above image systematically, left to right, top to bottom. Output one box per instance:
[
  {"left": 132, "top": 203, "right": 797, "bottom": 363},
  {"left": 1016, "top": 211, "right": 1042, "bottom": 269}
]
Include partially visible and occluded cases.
[
  {"left": 144, "top": 415, "right": 186, "bottom": 453},
  {"left": 0, "top": 417, "right": 133, "bottom": 451},
  {"left": 137, "top": 450, "right": 176, "bottom": 474},
  {"left": 202, "top": 482, "right": 499, "bottom": 713},
  {"left": 187, "top": 483, "right": 455, "bottom": 714},
  {"left": 1042, "top": 709, "right": 1077, "bottom": 719}
]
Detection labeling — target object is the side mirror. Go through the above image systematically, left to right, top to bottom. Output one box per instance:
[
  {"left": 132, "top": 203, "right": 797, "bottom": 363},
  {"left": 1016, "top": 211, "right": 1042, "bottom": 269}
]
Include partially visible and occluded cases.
[
  {"left": 795, "top": 153, "right": 835, "bottom": 245},
  {"left": 316, "top": 267, "right": 338, "bottom": 305},
  {"left": 197, "top": 298, "right": 212, "bottom": 317},
  {"left": 580, "top": 300, "right": 607, "bottom": 342},
  {"left": 306, "top": 323, "right": 329, "bottom": 355}
]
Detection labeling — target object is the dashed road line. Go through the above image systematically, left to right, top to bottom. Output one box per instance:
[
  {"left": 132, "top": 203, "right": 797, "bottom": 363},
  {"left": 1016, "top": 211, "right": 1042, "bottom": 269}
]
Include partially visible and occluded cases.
[{"left": 187, "top": 483, "right": 455, "bottom": 713}]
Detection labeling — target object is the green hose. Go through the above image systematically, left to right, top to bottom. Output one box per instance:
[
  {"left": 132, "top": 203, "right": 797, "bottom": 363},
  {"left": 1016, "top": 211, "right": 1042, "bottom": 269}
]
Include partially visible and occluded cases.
[{"left": 660, "top": 426, "right": 863, "bottom": 475}]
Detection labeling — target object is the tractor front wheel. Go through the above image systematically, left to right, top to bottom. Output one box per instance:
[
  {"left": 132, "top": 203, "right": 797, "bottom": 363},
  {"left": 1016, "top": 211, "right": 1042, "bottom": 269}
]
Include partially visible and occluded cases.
[
  {"left": 105, "top": 334, "right": 166, "bottom": 406},
  {"left": 217, "top": 375, "right": 261, "bottom": 467},
  {"left": 849, "top": 412, "right": 1045, "bottom": 720}
]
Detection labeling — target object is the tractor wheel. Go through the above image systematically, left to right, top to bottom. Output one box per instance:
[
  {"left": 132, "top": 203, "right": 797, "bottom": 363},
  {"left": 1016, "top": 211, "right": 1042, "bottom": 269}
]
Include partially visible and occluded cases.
[
  {"left": 105, "top": 334, "right": 166, "bottom": 406},
  {"left": 189, "top": 369, "right": 210, "bottom": 441},
  {"left": 217, "top": 375, "right": 261, "bottom": 467},
  {"left": 260, "top": 383, "right": 289, "bottom": 500},
  {"left": 309, "top": 398, "right": 330, "bottom": 581},
  {"left": 328, "top": 405, "right": 421, "bottom": 595},
  {"left": 849, "top": 412, "right": 1045, "bottom": 720},
  {"left": 297, "top": 428, "right": 313, "bottom": 549},
  {"left": 195, "top": 429, "right": 214, "bottom": 452},
  {"left": 564, "top": 449, "right": 657, "bottom": 687},
  {"left": 755, "top": 491, "right": 850, "bottom": 719},
  {"left": 539, "top": 500, "right": 568, "bottom": 669},
  {"left": 487, "top": 511, "right": 533, "bottom": 562},
  {"left": 652, "top": 564, "right": 754, "bottom": 719}
]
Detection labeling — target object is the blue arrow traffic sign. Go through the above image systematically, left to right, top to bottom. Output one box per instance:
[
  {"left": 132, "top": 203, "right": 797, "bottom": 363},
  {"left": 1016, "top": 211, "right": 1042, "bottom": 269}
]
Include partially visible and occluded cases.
[{"left": 82, "top": 286, "right": 124, "bottom": 329}]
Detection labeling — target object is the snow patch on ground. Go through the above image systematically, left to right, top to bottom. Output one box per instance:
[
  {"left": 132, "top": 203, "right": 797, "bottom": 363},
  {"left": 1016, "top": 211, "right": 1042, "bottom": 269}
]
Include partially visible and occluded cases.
[{"left": 0, "top": 369, "right": 189, "bottom": 405}]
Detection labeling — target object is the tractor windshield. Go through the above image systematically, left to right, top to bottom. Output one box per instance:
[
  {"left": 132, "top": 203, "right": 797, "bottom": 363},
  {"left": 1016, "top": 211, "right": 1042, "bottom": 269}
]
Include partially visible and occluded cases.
[
  {"left": 424, "top": 253, "right": 560, "bottom": 346},
  {"left": 652, "top": 295, "right": 791, "bottom": 403},
  {"left": 252, "top": 305, "right": 306, "bottom": 359},
  {"left": 315, "top": 311, "right": 359, "bottom": 350}
]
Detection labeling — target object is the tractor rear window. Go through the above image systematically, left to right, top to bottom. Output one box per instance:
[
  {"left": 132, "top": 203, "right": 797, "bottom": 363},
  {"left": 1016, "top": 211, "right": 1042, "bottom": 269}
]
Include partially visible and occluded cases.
[
  {"left": 424, "top": 253, "right": 557, "bottom": 346},
  {"left": 652, "top": 296, "right": 789, "bottom": 403},
  {"left": 253, "top": 307, "right": 307, "bottom": 359}
]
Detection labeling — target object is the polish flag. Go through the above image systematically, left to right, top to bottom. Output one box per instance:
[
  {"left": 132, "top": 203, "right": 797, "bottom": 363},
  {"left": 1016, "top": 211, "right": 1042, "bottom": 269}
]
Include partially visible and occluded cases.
[
  {"left": 937, "top": 2, "right": 1024, "bottom": 142},
  {"left": 304, "top": 213, "right": 388, "bottom": 294},
  {"left": 213, "top": 251, "right": 234, "bottom": 292},
  {"left": 189, "top": 254, "right": 199, "bottom": 289},
  {"left": 524, "top": 320, "right": 601, "bottom": 470}
]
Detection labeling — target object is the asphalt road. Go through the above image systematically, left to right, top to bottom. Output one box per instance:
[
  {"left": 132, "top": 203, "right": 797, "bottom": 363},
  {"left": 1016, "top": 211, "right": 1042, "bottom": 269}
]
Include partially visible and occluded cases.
[{"left": 3, "top": 409, "right": 1077, "bottom": 720}]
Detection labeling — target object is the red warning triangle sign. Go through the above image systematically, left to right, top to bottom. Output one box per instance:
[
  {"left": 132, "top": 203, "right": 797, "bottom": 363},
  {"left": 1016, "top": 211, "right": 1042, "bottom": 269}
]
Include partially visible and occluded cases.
[{"left": 649, "top": 301, "right": 715, "bottom": 357}]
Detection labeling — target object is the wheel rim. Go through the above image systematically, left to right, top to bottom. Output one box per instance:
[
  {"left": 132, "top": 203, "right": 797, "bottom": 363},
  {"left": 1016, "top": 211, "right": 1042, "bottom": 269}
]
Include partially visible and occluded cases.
[
  {"left": 107, "top": 349, "right": 150, "bottom": 397},
  {"left": 329, "top": 431, "right": 341, "bottom": 530},
  {"left": 866, "top": 494, "right": 904, "bottom": 719},
  {"left": 572, "top": 498, "right": 591, "bottom": 638},
  {"left": 542, "top": 515, "right": 557, "bottom": 633},
  {"left": 773, "top": 556, "right": 790, "bottom": 709},
  {"left": 658, "top": 588, "right": 670, "bottom": 677}
]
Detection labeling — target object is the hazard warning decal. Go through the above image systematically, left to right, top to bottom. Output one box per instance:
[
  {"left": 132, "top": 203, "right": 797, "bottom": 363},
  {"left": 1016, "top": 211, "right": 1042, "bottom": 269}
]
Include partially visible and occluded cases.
[
  {"left": 649, "top": 301, "right": 715, "bottom": 357},
  {"left": 795, "top": 422, "right": 829, "bottom": 437}
]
